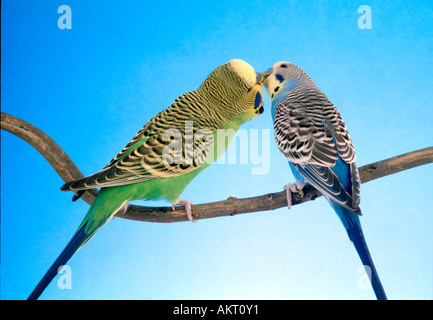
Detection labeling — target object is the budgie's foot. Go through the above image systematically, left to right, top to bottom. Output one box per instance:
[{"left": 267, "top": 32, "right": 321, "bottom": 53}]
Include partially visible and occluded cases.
[
  {"left": 284, "top": 182, "right": 305, "bottom": 210},
  {"left": 172, "top": 199, "right": 197, "bottom": 223},
  {"left": 112, "top": 203, "right": 129, "bottom": 220}
]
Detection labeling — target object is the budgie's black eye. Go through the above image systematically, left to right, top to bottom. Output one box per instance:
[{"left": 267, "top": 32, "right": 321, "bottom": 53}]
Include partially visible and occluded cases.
[{"left": 280, "top": 64, "right": 288, "bottom": 68}]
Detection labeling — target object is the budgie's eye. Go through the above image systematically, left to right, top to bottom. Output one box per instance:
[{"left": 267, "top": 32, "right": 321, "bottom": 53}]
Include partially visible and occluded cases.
[{"left": 280, "top": 64, "right": 288, "bottom": 68}]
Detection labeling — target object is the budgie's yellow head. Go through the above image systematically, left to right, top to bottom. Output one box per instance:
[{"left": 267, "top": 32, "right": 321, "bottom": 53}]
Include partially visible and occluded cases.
[{"left": 199, "top": 59, "right": 265, "bottom": 124}]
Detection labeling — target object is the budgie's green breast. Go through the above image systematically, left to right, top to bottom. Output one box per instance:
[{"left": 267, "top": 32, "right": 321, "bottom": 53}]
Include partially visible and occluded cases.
[
  {"left": 124, "top": 90, "right": 249, "bottom": 203},
  {"left": 116, "top": 165, "right": 209, "bottom": 203}
]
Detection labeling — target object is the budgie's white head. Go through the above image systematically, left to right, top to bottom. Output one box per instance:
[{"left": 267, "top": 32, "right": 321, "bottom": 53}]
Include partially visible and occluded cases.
[{"left": 261, "top": 61, "right": 309, "bottom": 101}]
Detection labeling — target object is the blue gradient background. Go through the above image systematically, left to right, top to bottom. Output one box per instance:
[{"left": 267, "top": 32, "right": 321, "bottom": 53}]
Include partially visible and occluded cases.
[{"left": 1, "top": 0, "right": 432, "bottom": 299}]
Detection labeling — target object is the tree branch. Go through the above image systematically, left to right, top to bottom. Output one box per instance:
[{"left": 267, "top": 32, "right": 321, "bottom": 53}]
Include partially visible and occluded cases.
[
  {"left": 2, "top": 111, "right": 433, "bottom": 223},
  {"left": 1, "top": 112, "right": 98, "bottom": 204}
]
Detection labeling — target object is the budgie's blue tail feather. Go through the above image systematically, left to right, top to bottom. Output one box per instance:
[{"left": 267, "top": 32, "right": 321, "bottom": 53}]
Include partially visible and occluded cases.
[
  {"left": 28, "top": 187, "right": 125, "bottom": 300},
  {"left": 342, "top": 209, "right": 387, "bottom": 300},
  {"left": 27, "top": 224, "right": 89, "bottom": 300}
]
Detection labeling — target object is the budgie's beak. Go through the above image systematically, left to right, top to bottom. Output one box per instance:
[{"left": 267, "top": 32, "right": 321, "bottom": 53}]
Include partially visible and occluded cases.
[{"left": 256, "top": 69, "right": 272, "bottom": 86}]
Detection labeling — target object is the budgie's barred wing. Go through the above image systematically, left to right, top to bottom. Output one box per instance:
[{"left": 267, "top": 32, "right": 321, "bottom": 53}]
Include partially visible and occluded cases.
[
  {"left": 273, "top": 87, "right": 361, "bottom": 212},
  {"left": 61, "top": 91, "right": 219, "bottom": 193}
]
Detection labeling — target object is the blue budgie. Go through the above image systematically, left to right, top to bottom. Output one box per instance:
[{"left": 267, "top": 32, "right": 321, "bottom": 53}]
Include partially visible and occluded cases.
[{"left": 261, "top": 61, "right": 387, "bottom": 300}]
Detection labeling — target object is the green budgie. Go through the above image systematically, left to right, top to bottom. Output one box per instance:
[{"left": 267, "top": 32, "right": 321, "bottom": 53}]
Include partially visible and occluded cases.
[{"left": 28, "top": 59, "right": 265, "bottom": 300}]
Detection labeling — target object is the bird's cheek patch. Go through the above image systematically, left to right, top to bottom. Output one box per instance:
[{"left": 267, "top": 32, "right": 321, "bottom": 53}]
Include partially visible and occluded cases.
[
  {"left": 276, "top": 74, "right": 284, "bottom": 83},
  {"left": 254, "top": 91, "right": 262, "bottom": 108}
]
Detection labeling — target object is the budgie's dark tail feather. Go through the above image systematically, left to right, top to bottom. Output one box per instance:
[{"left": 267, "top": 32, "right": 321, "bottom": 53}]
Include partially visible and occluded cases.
[
  {"left": 61, "top": 180, "right": 87, "bottom": 202},
  {"left": 29, "top": 187, "right": 126, "bottom": 300},
  {"left": 72, "top": 190, "right": 86, "bottom": 202},
  {"left": 347, "top": 221, "right": 387, "bottom": 300},
  {"left": 27, "top": 225, "right": 90, "bottom": 300}
]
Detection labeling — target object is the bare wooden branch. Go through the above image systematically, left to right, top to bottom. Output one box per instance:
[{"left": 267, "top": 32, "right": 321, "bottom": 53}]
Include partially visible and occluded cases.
[
  {"left": 2, "top": 111, "right": 432, "bottom": 223},
  {"left": 1, "top": 112, "right": 98, "bottom": 204}
]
